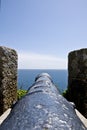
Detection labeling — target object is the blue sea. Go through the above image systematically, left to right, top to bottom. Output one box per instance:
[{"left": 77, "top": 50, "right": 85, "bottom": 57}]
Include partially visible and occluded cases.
[{"left": 18, "top": 69, "right": 68, "bottom": 93}]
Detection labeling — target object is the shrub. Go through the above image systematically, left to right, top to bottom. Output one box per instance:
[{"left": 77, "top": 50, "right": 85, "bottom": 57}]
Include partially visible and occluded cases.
[{"left": 17, "top": 89, "right": 27, "bottom": 100}]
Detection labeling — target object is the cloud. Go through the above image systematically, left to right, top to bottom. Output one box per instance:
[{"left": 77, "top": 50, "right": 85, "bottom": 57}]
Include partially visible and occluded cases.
[{"left": 18, "top": 52, "right": 67, "bottom": 69}]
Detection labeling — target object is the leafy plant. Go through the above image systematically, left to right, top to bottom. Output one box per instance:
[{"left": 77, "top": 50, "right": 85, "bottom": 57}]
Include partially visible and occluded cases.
[
  {"left": 17, "top": 89, "right": 27, "bottom": 100},
  {"left": 62, "top": 89, "right": 68, "bottom": 98}
]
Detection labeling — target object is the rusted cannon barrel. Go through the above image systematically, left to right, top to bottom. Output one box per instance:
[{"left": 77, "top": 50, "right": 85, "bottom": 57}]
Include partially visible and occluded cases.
[{"left": 0, "top": 73, "right": 86, "bottom": 130}]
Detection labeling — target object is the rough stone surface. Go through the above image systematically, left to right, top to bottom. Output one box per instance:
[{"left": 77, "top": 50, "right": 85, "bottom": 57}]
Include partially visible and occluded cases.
[
  {"left": 0, "top": 46, "right": 17, "bottom": 116},
  {"left": 67, "top": 48, "right": 87, "bottom": 118},
  {"left": 0, "top": 73, "right": 86, "bottom": 130}
]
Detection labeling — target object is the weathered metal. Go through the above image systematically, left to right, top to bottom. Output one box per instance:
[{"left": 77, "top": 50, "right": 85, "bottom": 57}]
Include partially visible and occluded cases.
[{"left": 0, "top": 73, "right": 86, "bottom": 130}]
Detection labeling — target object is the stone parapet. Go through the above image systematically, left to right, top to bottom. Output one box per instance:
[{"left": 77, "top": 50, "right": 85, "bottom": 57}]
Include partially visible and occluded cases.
[
  {"left": 0, "top": 46, "right": 17, "bottom": 115},
  {"left": 68, "top": 48, "right": 87, "bottom": 118}
]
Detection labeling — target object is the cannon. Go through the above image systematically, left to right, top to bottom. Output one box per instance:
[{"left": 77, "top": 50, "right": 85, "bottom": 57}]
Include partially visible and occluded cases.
[{"left": 0, "top": 73, "right": 86, "bottom": 130}]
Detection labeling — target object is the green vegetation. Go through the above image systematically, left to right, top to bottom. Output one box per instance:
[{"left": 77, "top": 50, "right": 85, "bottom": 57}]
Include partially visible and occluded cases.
[
  {"left": 17, "top": 89, "right": 27, "bottom": 100},
  {"left": 62, "top": 89, "right": 68, "bottom": 98}
]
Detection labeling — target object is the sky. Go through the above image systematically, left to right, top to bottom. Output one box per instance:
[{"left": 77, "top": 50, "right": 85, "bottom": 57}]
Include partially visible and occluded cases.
[{"left": 0, "top": 0, "right": 87, "bottom": 69}]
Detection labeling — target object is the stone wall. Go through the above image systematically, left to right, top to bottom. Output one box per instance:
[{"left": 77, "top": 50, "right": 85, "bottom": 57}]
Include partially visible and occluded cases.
[
  {"left": 0, "top": 46, "right": 17, "bottom": 115},
  {"left": 68, "top": 48, "right": 87, "bottom": 118}
]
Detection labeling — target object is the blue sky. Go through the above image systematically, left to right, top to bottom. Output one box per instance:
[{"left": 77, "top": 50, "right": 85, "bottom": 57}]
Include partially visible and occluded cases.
[{"left": 0, "top": 0, "right": 87, "bottom": 69}]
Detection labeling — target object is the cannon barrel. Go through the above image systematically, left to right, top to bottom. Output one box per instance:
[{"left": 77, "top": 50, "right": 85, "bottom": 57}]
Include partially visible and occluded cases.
[{"left": 0, "top": 73, "right": 86, "bottom": 130}]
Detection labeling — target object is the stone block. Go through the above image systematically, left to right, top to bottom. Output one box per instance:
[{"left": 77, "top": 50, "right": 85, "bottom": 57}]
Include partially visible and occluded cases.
[
  {"left": 0, "top": 46, "right": 17, "bottom": 115},
  {"left": 68, "top": 48, "right": 87, "bottom": 118}
]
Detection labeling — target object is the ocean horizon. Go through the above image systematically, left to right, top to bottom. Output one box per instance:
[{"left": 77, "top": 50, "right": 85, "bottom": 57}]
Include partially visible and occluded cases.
[{"left": 18, "top": 69, "right": 68, "bottom": 93}]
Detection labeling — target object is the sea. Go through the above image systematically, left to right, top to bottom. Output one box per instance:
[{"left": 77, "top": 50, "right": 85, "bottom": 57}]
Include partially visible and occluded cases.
[{"left": 18, "top": 69, "right": 68, "bottom": 93}]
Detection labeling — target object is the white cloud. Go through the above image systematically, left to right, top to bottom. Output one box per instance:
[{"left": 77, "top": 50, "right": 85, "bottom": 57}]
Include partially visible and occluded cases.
[{"left": 18, "top": 52, "right": 67, "bottom": 69}]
